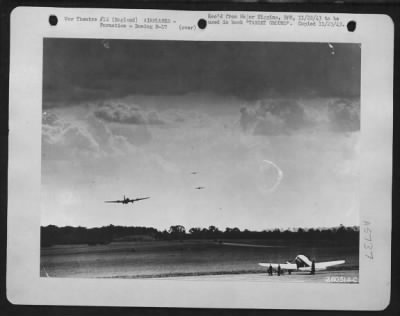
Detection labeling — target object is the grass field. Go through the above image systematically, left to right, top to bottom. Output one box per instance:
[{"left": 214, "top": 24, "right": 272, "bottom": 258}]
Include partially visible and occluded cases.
[{"left": 40, "top": 239, "right": 359, "bottom": 280}]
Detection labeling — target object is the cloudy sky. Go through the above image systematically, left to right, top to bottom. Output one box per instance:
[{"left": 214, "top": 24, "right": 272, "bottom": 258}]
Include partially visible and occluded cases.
[{"left": 41, "top": 39, "right": 361, "bottom": 230}]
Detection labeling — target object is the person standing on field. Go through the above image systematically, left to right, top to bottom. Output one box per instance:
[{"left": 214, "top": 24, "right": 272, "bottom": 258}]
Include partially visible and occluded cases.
[{"left": 311, "top": 260, "right": 315, "bottom": 275}]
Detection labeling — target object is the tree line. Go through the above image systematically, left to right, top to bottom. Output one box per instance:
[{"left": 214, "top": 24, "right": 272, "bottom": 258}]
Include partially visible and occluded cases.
[{"left": 41, "top": 224, "right": 359, "bottom": 247}]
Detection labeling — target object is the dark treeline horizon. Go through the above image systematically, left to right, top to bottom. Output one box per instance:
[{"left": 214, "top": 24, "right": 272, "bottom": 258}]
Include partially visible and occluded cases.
[{"left": 41, "top": 224, "right": 359, "bottom": 247}]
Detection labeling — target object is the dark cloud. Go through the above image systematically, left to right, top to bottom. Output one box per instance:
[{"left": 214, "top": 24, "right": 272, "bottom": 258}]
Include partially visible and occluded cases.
[
  {"left": 43, "top": 39, "right": 360, "bottom": 107},
  {"left": 328, "top": 99, "right": 360, "bottom": 132}
]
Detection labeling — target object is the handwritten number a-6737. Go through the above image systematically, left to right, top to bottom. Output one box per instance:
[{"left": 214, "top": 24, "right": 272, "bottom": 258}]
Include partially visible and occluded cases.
[
  {"left": 363, "top": 223, "right": 373, "bottom": 259},
  {"left": 364, "top": 227, "right": 372, "bottom": 242},
  {"left": 365, "top": 250, "right": 373, "bottom": 260}
]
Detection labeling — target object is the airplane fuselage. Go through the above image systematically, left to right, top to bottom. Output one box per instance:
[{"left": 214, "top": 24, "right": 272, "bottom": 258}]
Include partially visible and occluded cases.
[{"left": 259, "top": 254, "right": 345, "bottom": 274}]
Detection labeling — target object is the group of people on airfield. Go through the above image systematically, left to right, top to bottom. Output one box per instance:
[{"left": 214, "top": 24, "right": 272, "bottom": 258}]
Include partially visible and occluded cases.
[
  {"left": 266, "top": 260, "right": 316, "bottom": 276},
  {"left": 267, "top": 264, "right": 282, "bottom": 276}
]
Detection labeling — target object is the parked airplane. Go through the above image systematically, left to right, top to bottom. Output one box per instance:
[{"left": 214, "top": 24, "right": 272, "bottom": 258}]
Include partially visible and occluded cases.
[
  {"left": 105, "top": 195, "right": 150, "bottom": 204},
  {"left": 259, "top": 254, "right": 345, "bottom": 274}
]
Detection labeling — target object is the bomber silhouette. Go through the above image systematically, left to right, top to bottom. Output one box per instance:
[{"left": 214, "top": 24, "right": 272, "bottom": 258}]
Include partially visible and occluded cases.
[{"left": 105, "top": 195, "right": 150, "bottom": 204}]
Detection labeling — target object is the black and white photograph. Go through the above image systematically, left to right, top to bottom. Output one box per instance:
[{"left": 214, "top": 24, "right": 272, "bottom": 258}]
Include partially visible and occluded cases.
[
  {"left": 7, "top": 7, "right": 393, "bottom": 309},
  {"left": 40, "top": 38, "right": 361, "bottom": 283}
]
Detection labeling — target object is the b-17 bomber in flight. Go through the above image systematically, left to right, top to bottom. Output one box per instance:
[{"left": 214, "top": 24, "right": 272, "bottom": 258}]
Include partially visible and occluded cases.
[{"left": 105, "top": 195, "right": 150, "bottom": 205}]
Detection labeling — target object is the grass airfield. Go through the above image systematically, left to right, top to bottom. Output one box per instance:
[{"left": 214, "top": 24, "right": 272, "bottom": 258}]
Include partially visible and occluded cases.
[
  {"left": 41, "top": 239, "right": 359, "bottom": 282},
  {"left": 154, "top": 270, "right": 359, "bottom": 283}
]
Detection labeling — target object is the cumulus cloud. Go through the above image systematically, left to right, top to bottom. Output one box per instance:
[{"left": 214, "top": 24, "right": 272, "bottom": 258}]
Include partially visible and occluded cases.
[
  {"left": 240, "top": 98, "right": 360, "bottom": 136},
  {"left": 240, "top": 99, "right": 306, "bottom": 136},
  {"left": 328, "top": 99, "right": 360, "bottom": 132},
  {"left": 257, "top": 100, "right": 306, "bottom": 128},
  {"left": 42, "top": 102, "right": 166, "bottom": 163},
  {"left": 94, "top": 102, "right": 165, "bottom": 125},
  {"left": 94, "top": 103, "right": 145, "bottom": 124},
  {"left": 239, "top": 107, "right": 256, "bottom": 132},
  {"left": 41, "top": 108, "right": 180, "bottom": 187},
  {"left": 42, "top": 111, "right": 59, "bottom": 125},
  {"left": 147, "top": 111, "right": 164, "bottom": 125},
  {"left": 42, "top": 112, "right": 101, "bottom": 160},
  {"left": 85, "top": 115, "right": 115, "bottom": 151},
  {"left": 253, "top": 115, "right": 287, "bottom": 136},
  {"left": 111, "top": 125, "right": 152, "bottom": 146}
]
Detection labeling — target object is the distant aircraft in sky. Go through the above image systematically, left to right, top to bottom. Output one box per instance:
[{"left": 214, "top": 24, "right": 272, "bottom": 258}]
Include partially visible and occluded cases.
[
  {"left": 191, "top": 172, "right": 198, "bottom": 174},
  {"left": 195, "top": 186, "right": 205, "bottom": 190},
  {"left": 104, "top": 195, "right": 150, "bottom": 204},
  {"left": 259, "top": 254, "right": 345, "bottom": 274}
]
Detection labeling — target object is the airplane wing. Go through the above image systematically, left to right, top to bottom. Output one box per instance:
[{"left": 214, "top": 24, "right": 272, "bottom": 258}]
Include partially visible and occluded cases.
[
  {"left": 131, "top": 197, "right": 150, "bottom": 202},
  {"left": 105, "top": 200, "right": 123, "bottom": 203},
  {"left": 315, "top": 260, "right": 345, "bottom": 270},
  {"left": 258, "top": 263, "right": 297, "bottom": 270}
]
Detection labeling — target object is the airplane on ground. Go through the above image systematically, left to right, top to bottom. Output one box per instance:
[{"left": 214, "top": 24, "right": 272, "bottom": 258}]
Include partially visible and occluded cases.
[
  {"left": 195, "top": 186, "right": 205, "bottom": 190},
  {"left": 104, "top": 195, "right": 150, "bottom": 204},
  {"left": 259, "top": 254, "right": 345, "bottom": 274}
]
